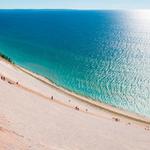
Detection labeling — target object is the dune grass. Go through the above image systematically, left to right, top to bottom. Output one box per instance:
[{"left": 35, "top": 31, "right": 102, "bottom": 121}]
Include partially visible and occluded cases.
[{"left": 0, "top": 53, "right": 13, "bottom": 63}]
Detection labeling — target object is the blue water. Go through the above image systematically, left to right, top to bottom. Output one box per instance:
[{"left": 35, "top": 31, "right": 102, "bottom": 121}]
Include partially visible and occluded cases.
[{"left": 0, "top": 10, "right": 150, "bottom": 117}]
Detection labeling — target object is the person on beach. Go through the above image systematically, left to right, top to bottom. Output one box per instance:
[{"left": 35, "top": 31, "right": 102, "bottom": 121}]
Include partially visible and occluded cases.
[
  {"left": 1, "top": 76, "right": 5, "bottom": 81},
  {"left": 8, "top": 81, "right": 14, "bottom": 85},
  {"left": 75, "top": 106, "right": 79, "bottom": 111},
  {"left": 112, "top": 117, "right": 120, "bottom": 122}
]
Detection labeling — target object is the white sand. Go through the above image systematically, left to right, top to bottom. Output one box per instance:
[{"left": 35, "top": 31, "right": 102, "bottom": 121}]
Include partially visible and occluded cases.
[{"left": 0, "top": 58, "right": 150, "bottom": 150}]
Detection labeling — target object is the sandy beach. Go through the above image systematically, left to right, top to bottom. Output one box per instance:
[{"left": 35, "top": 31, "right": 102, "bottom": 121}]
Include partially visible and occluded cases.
[{"left": 0, "top": 57, "right": 150, "bottom": 150}]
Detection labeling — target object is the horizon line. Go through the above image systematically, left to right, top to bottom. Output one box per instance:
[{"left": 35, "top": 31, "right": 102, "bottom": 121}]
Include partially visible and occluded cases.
[{"left": 0, "top": 8, "right": 149, "bottom": 11}]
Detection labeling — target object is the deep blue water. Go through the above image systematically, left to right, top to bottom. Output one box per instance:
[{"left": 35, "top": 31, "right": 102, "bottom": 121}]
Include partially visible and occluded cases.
[{"left": 0, "top": 10, "right": 150, "bottom": 117}]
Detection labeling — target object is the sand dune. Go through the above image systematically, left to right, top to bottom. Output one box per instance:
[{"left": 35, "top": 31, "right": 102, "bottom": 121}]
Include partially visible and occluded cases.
[{"left": 0, "top": 58, "right": 150, "bottom": 150}]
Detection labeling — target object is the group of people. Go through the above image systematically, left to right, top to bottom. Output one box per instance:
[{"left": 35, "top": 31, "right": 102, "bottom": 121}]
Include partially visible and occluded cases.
[{"left": 0, "top": 75, "right": 19, "bottom": 85}]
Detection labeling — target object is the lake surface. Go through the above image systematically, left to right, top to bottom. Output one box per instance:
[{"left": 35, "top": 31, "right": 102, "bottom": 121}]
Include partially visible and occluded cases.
[{"left": 0, "top": 10, "right": 150, "bottom": 117}]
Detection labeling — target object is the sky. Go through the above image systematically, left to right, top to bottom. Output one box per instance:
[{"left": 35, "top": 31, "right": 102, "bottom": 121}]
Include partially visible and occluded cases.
[{"left": 0, "top": 0, "right": 150, "bottom": 9}]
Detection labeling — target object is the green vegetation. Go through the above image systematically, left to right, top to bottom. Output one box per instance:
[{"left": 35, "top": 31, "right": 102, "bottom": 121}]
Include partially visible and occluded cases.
[{"left": 0, "top": 53, "right": 13, "bottom": 63}]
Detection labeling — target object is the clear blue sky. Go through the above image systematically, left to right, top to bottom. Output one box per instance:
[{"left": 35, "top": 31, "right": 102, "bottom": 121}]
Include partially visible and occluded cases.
[{"left": 0, "top": 0, "right": 149, "bottom": 9}]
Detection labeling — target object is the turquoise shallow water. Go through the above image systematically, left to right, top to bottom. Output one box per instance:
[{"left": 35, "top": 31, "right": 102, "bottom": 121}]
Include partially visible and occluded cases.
[{"left": 0, "top": 10, "right": 150, "bottom": 117}]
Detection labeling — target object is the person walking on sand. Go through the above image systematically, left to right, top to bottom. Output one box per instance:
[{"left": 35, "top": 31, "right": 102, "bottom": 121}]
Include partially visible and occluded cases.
[
  {"left": 1, "top": 76, "right": 5, "bottom": 81},
  {"left": 75, "top": 106, "right": 79, "bottom": 111}
]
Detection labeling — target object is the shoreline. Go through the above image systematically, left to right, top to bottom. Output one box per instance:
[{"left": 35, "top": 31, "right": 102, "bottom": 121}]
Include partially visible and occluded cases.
[
  {"left": 0, "top": 55, "right": 150, "bottom": 124},
  {"left": 14, "top": 60, "right": 150, "bottom": 124}
]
